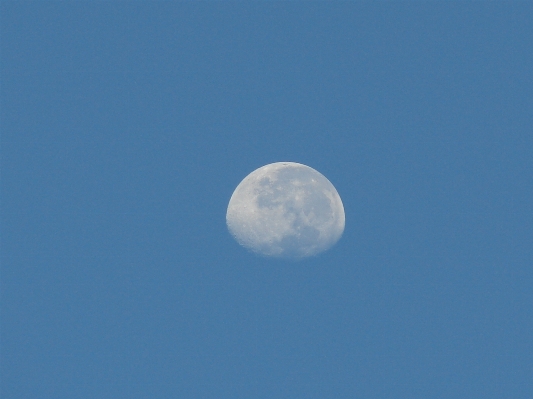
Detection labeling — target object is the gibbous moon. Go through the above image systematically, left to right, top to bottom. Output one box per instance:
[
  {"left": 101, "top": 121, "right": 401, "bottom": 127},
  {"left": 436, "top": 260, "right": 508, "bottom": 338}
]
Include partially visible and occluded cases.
[{"left": 226, "top": 162, "right": 345, "bottom": 259}]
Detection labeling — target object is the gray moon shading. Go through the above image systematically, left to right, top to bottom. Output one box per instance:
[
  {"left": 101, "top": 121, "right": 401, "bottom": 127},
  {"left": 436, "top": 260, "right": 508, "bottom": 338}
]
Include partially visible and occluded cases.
[{"left": 226, "top": 162, "right": 345, "bottom": 259}]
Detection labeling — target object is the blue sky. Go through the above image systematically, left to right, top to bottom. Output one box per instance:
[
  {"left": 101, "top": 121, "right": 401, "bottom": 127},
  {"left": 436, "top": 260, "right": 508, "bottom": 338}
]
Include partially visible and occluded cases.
[{"left": 2, "top": 3, "right": 532, "bottom": 398}]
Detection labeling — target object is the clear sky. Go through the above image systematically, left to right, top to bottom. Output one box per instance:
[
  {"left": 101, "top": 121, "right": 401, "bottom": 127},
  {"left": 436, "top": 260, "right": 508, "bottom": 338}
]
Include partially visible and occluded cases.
[{"left": 2, "top": 3, "right": 532, "bottom": 398}]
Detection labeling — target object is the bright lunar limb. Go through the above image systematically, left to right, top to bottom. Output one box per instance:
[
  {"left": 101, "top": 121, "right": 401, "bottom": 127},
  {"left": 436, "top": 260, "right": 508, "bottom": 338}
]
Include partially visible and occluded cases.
[{"left": 226, "top": 162, "right": 345, "bottom": 259}]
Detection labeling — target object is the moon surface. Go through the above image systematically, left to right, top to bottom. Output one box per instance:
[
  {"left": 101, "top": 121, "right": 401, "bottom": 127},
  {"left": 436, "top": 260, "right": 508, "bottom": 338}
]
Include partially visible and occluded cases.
[{"left": 226, "top": 162, "right": 345, "bottom": 259}]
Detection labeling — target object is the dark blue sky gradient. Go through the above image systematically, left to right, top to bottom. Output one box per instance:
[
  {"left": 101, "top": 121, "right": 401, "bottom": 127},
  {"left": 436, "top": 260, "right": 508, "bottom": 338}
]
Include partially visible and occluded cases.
[{"left": 2, "top": 3, "right": 532, "bottom": 398}]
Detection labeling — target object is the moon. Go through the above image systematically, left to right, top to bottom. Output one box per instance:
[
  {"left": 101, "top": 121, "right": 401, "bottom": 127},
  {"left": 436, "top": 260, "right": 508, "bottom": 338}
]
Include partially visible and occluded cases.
[{"left": 226, "top": 162, "right": 345, "bottom": 259}]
